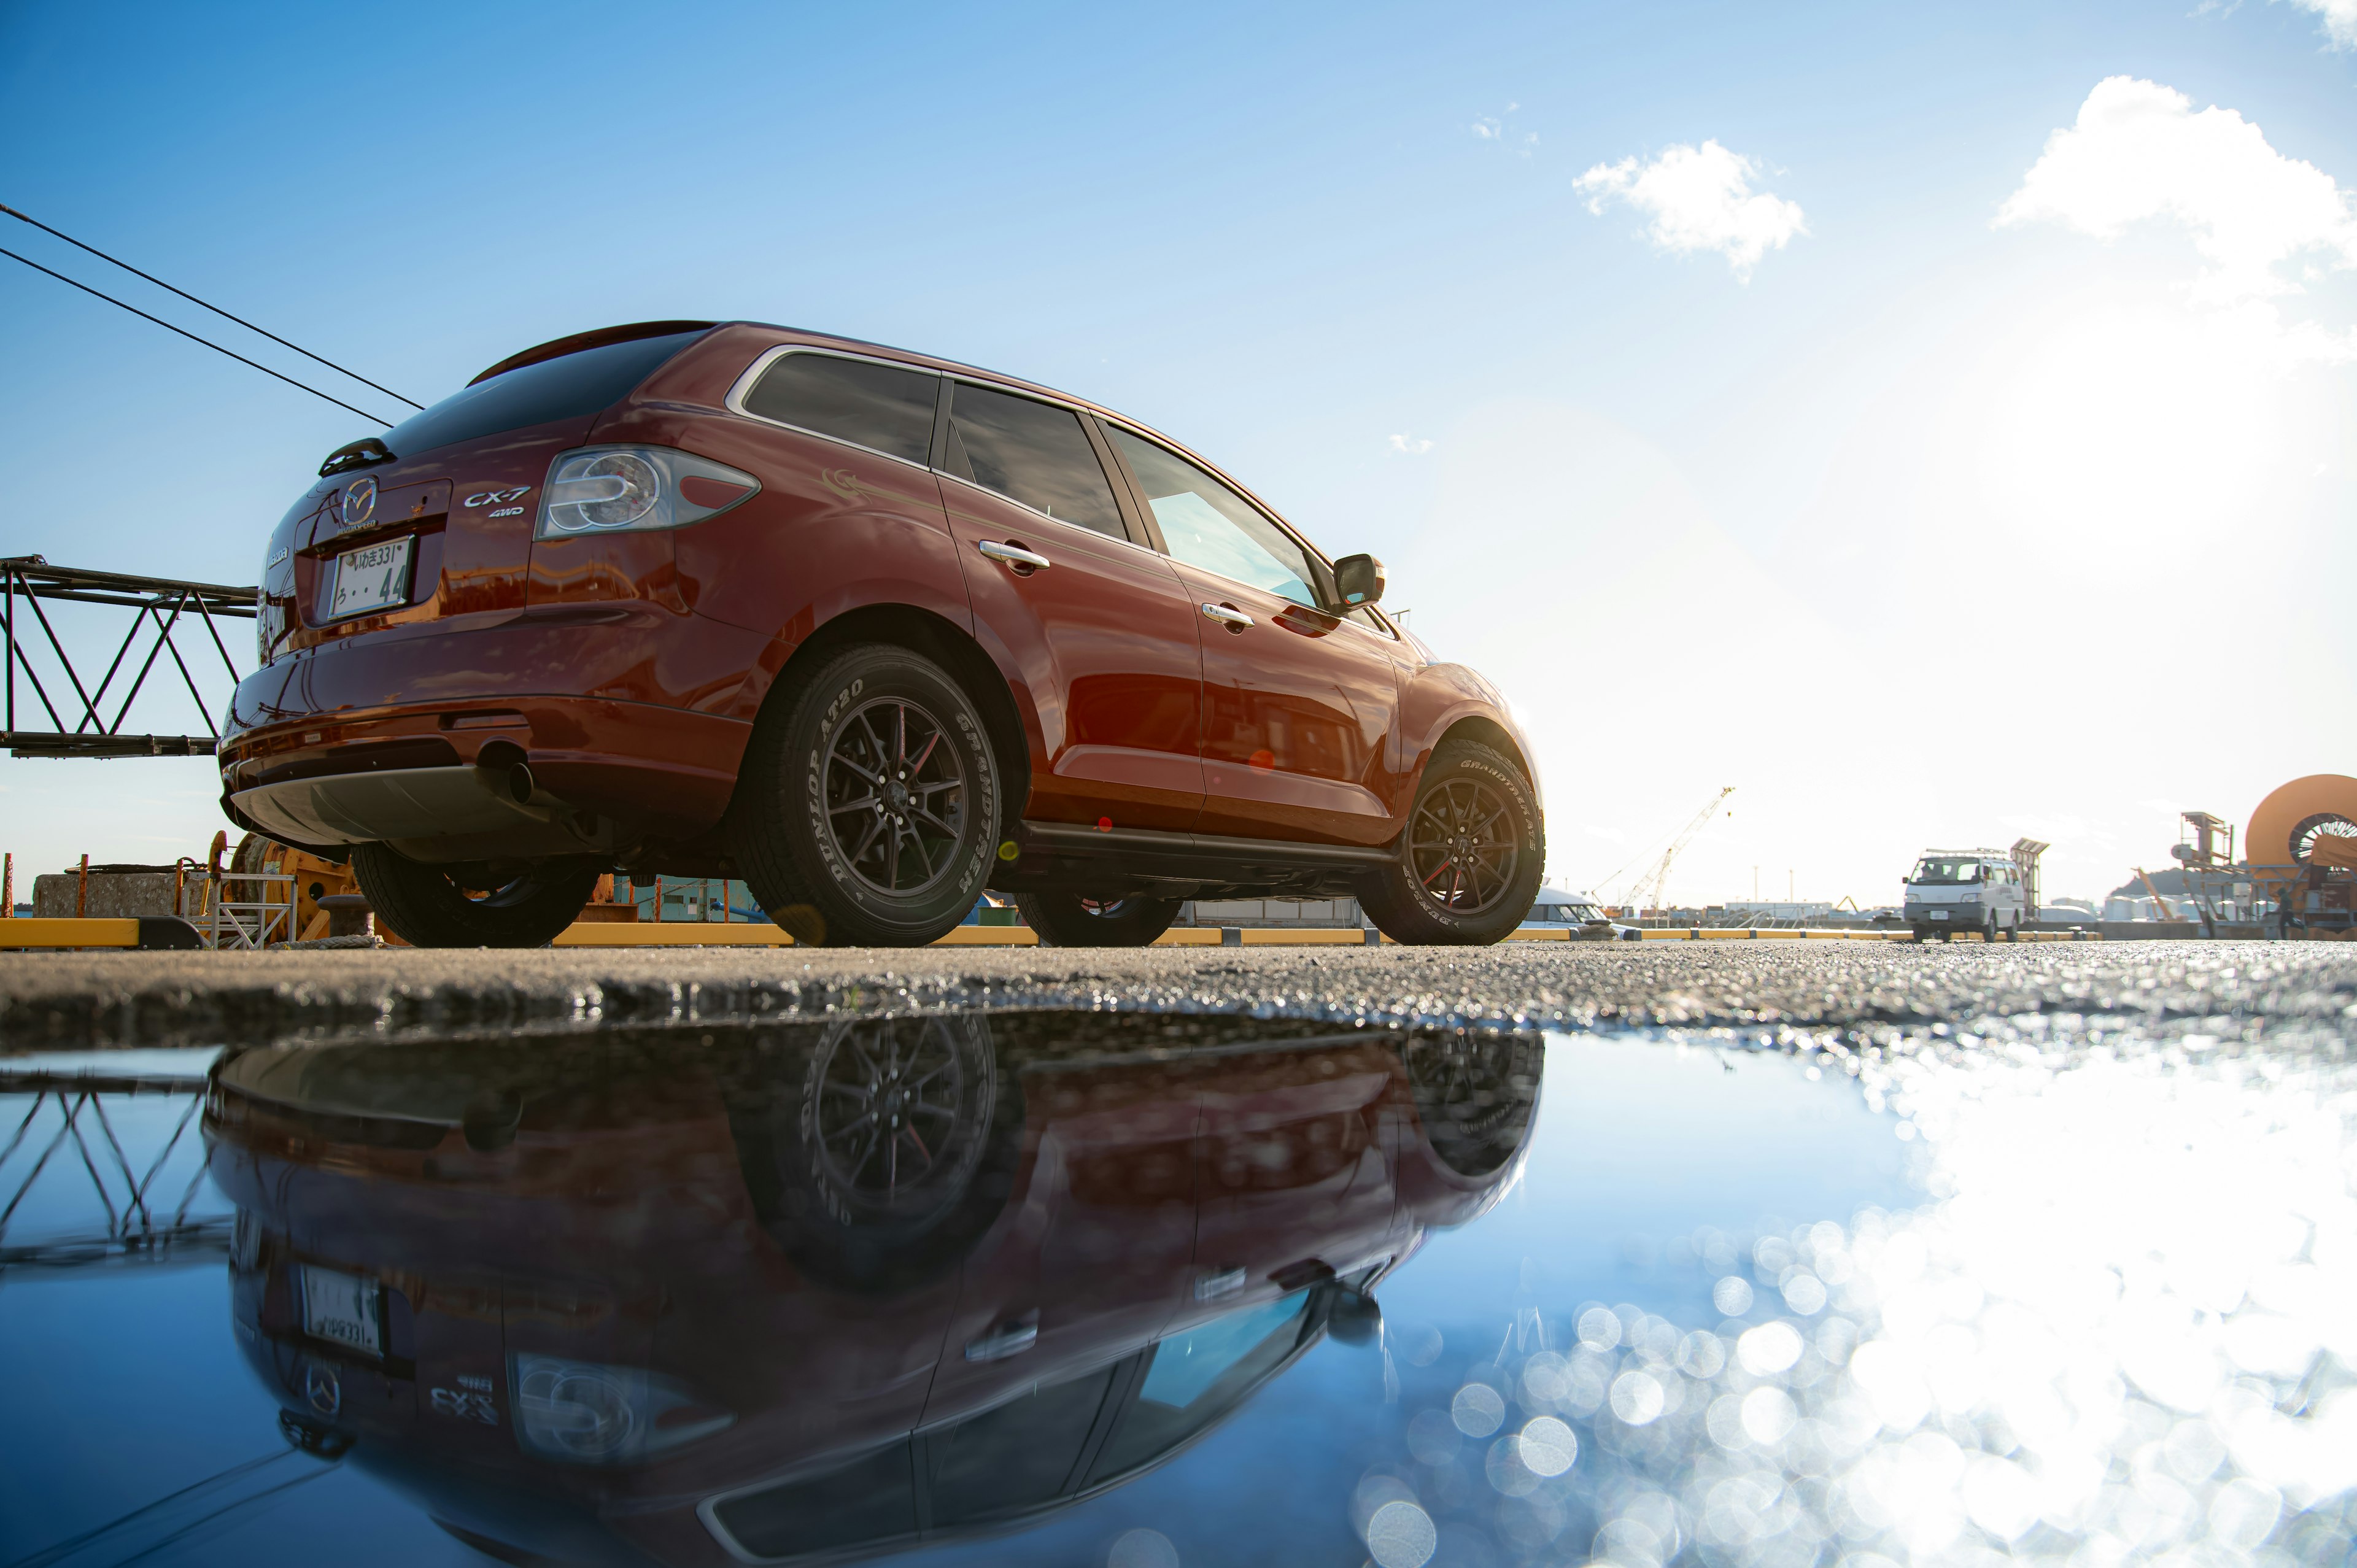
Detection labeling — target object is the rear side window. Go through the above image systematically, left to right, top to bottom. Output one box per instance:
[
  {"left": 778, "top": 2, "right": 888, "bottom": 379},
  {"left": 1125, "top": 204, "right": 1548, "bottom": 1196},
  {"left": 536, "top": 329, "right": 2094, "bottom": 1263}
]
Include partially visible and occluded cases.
[
  {"left": 380, "top": 330, "right": 708, "bottom": 458},
  {"left": 741, "top": 352, "right": 939, "bottom": 465},
  {"left": 943, "top": 383, "right": 1128, "bottom": 539},
  {"left": 711, "top": 1442, "right": 916, "bottom": 1558}
]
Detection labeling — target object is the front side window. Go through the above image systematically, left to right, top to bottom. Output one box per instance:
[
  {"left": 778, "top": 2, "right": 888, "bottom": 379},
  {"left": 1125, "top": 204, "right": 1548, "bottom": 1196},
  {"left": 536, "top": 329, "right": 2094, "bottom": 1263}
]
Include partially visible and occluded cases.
[
  {"left": 741, "top": 352, "right": 938, "bottom": 466},
  {"left": 943, "top": 383, "right": 1127, "bottom": 539},
  {"left": 1104, "top": 428, "right": 1320, "bottom": 609},
  {"left": 1091, "top": 1291, "right": 1312, "bottom": 1481},
  {"left": 924, "top": 1365, "right": 1117, "bottom": 1523}
]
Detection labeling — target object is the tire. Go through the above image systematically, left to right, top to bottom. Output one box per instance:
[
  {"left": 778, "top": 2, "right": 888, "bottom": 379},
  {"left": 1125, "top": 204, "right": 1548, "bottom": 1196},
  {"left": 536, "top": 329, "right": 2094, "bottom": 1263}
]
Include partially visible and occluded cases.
[
  {"left": 730, "top": 643, "right": 1002, "bottom": 947},
  {"left": 1360, "top": 741, "right": 1545, "bottom": 946},
  {"left": 349, "top": 843, "right": 600, "bottom": 948},
  {"left": 1015, "top": 892, "right": 1183, "bottom": 948},
  {"left": 1983, "top": 917, "right": 1997, "bottom": 943},
  {"left": 726, "top": 1015, "right": 1023, "bottom": 1291},
  {"left": 1401, "top": 1030, "right": 1542, "bottom": 1176}
]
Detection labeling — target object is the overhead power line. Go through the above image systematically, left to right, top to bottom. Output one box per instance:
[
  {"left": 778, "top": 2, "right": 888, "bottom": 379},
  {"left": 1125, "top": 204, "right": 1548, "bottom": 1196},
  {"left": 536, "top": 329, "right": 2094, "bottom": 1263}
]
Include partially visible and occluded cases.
[
  {"left": 1, "top": 202, "right": 421, "bottom": 410},
  {"left": 0, "top": 245, "right": 393, "bottom": 426}
]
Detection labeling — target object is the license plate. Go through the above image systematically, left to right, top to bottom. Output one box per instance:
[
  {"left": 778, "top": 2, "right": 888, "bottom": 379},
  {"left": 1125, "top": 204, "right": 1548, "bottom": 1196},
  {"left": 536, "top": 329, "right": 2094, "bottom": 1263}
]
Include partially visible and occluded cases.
[
  {"left": 320, "top": 535, "right": 414, "bottom": 620},
  {"left": 1929, "top": 911, "right": 1949, "bottom": 921},
  {"left": 300, "top": 1264, "right": 383, "bottom": 1357}
]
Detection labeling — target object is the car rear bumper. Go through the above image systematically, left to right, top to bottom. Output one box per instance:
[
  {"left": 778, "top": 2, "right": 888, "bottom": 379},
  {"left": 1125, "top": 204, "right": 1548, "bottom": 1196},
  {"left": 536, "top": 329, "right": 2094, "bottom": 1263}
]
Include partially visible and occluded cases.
[
  {"left": 220, "top": 614, "right": 767, "bottom": 857},
  {"left": 222, "top": 693, "right": 753, "bottom": 860}
]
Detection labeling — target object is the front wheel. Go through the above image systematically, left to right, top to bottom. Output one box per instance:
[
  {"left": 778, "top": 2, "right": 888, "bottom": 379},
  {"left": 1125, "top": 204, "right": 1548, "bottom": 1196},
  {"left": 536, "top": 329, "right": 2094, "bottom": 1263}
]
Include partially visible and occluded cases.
[
  {"left": 730, "top": 643, "right": 1003, "bottom": 947},
  {"left": 1360, "top": 741, "right": 1544, "bottom": 946},
  {"left": 349, "top": 844, "right": 601, "bottom": 948},
  {"left": 1015, "top": 892, "right": 1184, "bottom": 947}
]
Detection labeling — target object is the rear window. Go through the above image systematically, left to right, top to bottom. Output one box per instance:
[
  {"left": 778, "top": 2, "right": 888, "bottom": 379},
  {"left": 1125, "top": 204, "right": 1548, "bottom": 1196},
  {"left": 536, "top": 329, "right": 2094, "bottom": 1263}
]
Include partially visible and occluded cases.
[
  {"left": 379, "top": 330, "right": 708, "bottom": 458},
  {"left": 741, "top": 352, "right": 940, "bottom": 465}
]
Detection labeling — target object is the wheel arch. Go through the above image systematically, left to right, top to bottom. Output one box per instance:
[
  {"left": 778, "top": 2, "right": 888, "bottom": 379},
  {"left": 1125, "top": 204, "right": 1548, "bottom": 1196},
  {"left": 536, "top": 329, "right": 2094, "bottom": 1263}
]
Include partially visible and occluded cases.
[{"left": 734, "top": 602, "right": 1032, "bottom": 835}]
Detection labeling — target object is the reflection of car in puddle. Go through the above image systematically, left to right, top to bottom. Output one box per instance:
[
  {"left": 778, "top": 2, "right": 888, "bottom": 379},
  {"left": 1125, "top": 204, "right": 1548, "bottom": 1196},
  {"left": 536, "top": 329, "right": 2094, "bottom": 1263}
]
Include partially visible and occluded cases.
[{"left": 203, "top": 1011, "right": 1540, "bottom": 1564}]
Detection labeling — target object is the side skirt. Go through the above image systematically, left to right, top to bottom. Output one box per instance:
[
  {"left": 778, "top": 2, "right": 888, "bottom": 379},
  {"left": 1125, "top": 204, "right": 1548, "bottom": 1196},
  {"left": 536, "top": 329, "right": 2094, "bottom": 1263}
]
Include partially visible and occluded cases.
[{"left": 993, "top": 820, "right": 1398, "bottom": 900}]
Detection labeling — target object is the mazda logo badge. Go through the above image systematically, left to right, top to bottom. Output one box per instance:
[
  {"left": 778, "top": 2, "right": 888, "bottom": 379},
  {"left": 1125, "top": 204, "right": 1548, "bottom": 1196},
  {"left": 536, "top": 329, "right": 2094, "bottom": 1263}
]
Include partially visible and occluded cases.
[
  {"left": 341, "top": 477, "right": 377, "bottom": 527},
  {"left": 303, "top": 1362, "right": 342, "bottom": 1417}
]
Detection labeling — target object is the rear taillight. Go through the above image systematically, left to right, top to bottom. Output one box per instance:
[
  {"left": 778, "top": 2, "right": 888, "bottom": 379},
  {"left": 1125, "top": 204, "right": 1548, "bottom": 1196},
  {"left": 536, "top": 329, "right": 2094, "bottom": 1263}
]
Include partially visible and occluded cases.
[{"left": 535, "top": 446, "right": 759, "bottom": 539}]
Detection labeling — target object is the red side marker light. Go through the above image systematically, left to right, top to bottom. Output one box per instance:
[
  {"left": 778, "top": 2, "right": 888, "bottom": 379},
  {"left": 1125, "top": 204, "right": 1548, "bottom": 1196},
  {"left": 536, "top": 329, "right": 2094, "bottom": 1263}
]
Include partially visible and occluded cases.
[
  {"left": 1248, "top": 748, "right": 1275, "bottom": 771},
  {"left": 1097, "top": 817, "right": 1112, "bottom": 832}
]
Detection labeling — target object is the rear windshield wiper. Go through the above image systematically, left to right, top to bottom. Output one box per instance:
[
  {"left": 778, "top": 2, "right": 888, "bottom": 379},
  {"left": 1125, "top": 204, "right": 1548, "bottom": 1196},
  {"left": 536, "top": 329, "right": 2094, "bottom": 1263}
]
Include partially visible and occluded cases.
[{"left": 319, "top": 437, "right": 397, "bottom": 477}]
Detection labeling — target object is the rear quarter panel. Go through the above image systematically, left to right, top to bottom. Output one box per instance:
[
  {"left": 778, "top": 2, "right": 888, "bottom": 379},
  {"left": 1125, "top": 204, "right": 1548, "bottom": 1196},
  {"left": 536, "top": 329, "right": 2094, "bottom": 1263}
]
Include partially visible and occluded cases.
[{"left": 587, "top": 328, "right": 973, "bottom": 722}]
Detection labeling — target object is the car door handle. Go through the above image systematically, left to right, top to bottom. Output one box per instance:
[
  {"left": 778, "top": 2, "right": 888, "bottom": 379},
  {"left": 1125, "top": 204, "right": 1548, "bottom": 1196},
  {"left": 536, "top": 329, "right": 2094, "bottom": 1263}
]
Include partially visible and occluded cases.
[
  {"left": 977, "top": 540, "right": 1051, "bottom": 571},
  {"left": 1200, "top": 601, "right": 1253, "bottom": 630},
  {"left": 1195, "top": 1266, "right": 1247, "bottom": 1302},
  {"left": 963, "top": 1315, "right": 1039, "bottom": 1361}
]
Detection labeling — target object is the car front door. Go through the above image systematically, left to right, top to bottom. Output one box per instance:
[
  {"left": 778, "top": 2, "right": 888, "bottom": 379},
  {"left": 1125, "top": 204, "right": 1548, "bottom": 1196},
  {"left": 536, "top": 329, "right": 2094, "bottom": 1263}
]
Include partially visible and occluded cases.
[
  {"left": 940, "top": 382, "right": 1206, "bottom": 835},
  {"left": 1099, "top": 425, "right": 1406, "bottom": 848}
]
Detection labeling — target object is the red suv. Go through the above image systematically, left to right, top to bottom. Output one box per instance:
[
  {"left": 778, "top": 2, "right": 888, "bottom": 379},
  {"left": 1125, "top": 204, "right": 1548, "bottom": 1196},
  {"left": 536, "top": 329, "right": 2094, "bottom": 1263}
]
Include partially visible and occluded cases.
[{"left": 223, "top": 322, "right": 1543, "bottom": 948}]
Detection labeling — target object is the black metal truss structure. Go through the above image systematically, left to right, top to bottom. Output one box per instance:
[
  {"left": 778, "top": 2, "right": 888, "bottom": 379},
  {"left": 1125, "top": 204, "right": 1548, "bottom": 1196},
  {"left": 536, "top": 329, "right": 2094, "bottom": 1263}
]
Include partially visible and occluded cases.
[
  {"left": 2, "top": 554, "right": 257, "bottom": 758},
  {"left": 0, "top": 1067, "right": 226, "bottom": 1272}
]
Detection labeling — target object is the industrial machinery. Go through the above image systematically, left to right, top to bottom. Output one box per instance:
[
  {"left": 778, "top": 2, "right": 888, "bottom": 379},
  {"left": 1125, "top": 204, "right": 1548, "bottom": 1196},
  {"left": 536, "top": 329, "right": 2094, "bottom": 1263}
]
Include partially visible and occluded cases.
[
  {"left": 2242, "top": 776, "right": 2357, "bottom": 937},
  {"left": 1600, "top": 786, "right": 1734, "bottom": 917}
]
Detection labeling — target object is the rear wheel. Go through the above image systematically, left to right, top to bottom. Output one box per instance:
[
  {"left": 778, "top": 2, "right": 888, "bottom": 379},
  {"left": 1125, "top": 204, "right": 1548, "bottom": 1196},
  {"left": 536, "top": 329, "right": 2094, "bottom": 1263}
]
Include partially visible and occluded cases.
[
  {"left": 730, "top": 643, "right": 1002, "bottom": 947},
  {"left": 1360, "top": 741, "right": 1544, "bottom": 946},
  {"left": 349, "top": 844, "right": 600, "bottom": 948},
  {"left": 1015, "top": 891, "right": 1184, "bottom": 948},
  {"left": 726, "top": 1015, "right": 1021, "bottom": 1290}
]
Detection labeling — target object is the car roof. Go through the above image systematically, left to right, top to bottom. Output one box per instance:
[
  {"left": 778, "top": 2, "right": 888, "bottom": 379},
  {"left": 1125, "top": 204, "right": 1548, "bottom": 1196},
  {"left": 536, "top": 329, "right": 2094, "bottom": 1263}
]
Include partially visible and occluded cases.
[{"left": 473, "top": 320, "right": 1306, "bottom": 544}]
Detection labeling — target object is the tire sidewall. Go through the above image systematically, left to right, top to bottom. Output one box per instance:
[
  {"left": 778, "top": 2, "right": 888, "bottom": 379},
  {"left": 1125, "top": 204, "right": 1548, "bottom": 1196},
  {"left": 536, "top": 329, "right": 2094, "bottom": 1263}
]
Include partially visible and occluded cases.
[
  {"left": 782, "top": 646, "right": 999, "bottom": 942},
  {"left": 1365, "top": 741, "right": 1546, "bottom": 946}
]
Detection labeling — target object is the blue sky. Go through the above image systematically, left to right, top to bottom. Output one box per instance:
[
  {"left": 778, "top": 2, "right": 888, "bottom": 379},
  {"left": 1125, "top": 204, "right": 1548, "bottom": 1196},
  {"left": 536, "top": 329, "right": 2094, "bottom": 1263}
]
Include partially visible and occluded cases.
[{"left": 4, "top": 0, "right": 2354, "bottom": 902}]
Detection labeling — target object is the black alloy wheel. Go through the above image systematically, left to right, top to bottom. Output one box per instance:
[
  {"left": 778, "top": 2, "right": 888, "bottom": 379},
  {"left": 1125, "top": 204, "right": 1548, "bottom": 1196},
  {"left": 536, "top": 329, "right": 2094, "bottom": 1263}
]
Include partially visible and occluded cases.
[
  {"left": 730, "top": 642, "right": 1001, "bottom": 947},
  {"left": 826, "top": 693, "right": 969, "bottom": 897},
  {"left": 1360, "top": 740, "right": 1545, "bottom": 946},
  {"left": 1408, "top": 778, "right": 1521, "bottom": 917},
  {"left": 349, "top": 844, "right": 602, "bottom": 948},
  {"left": 1015, "top": 890, "right": 1184, "bottom": 947},
  {"left": 724, "top": 1015, "right": 1022, "bottom": 1290},
  {"left": 809, "top": 1017, "right": 985, "bottom": 1212},
  {"left": 1402, "top": 1030, "right": 1542, "bottom": 1176}
]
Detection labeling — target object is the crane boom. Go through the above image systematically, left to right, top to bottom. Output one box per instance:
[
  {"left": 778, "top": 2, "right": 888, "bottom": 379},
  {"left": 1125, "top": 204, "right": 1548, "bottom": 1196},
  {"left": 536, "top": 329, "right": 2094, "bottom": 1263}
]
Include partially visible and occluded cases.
[{"left": 1638, "top": 786, "right": 1735, "bottom": 914}]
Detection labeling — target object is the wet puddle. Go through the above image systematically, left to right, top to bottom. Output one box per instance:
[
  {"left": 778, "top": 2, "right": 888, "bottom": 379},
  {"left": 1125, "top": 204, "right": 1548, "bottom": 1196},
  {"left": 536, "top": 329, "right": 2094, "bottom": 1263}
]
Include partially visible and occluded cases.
[{"left": 1, "top": 1013, "right": 2348, "bottom": 1566}]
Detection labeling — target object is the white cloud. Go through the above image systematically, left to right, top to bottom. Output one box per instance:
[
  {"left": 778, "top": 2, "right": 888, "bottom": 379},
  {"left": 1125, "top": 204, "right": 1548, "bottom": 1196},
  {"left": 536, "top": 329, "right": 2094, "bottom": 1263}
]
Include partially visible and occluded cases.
[
  {"left": 2283, "top": 0, "right": 2357, "bottom": 47},
  {"left": 1997, "top": 77, "right": 2357, "bottom": 359},
  {"left": 1471, "top": 104, "right": 1537, "bottom": 155},
  {"left": 1574, "top": 141, "right": 1806, "bottom": 280},
  {"left": 1387, "top": 433, "right": 1434, "bottom": 455}
]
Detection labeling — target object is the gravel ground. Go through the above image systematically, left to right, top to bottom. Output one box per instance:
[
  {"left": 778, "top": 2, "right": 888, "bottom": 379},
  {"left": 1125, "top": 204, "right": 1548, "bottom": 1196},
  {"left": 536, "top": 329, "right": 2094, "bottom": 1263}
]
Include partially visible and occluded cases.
[{"left": 3, "top": 940, "right": 2352, "bottom": 1049}]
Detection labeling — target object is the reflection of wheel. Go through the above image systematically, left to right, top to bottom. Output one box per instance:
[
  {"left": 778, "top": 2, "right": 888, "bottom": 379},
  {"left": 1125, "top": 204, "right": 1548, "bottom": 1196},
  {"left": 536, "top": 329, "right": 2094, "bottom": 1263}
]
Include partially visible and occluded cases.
[
  {"left": 731, "top": 643, "right": 1002, "bottom": 947},
  {"left": 1361, "top": 741, "right": 1545, "bottom": 946},
  {"left": 350, "top": 844, "right": 599, "bottom": 948},
  {"left": 1015, "top": 892, "right": 1183, "bottom": 947},
  {"left": 729, "top": 1016, "right": 1022, "bottom": 1289},
  {"left": 1401, "top": 1031, "right": 1541, "bottom": 1176}
]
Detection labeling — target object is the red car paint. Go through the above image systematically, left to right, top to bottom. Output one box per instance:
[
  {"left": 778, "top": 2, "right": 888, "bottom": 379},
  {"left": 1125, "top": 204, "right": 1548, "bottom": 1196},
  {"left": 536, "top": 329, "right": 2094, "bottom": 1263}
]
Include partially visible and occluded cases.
[
  {"left": 223, "top": 322, "right": 1538, "bottom": 891},
  {"left": 203, "top": 1016, "right": 1539, "bottom": 1564}
]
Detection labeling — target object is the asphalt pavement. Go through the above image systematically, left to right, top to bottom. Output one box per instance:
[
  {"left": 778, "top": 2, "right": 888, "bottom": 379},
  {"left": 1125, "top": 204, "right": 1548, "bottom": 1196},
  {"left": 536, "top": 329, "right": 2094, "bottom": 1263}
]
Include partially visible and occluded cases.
[{"left": 4, "top": 939, "right": 2351, "bottom": 1049}]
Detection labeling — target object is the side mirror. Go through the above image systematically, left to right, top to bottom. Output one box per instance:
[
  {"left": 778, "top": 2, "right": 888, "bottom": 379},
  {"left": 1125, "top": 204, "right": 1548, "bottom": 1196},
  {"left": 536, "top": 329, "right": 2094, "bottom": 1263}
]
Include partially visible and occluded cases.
[
  {"left": 1333, "top": 554, "right": 1385, "bottom": 609},
  {"left": 1326, "top": 1285, "right": 1384, "bottom": 1346}
]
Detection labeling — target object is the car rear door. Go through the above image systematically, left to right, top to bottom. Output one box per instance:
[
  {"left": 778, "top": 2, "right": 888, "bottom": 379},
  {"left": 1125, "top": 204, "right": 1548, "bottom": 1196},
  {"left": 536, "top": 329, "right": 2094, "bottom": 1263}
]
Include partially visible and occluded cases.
[
  {"left": 939, "top": 383, "right": 1206, "bottom": 834},
  {"left": 1098, "top": 425, "right": 1407, "bottom": 848}
]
